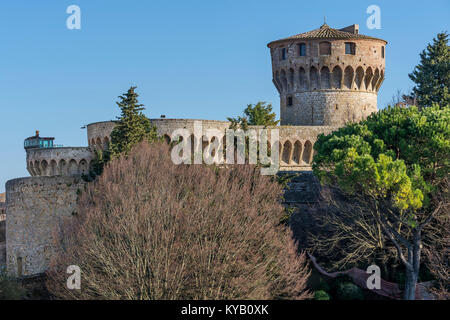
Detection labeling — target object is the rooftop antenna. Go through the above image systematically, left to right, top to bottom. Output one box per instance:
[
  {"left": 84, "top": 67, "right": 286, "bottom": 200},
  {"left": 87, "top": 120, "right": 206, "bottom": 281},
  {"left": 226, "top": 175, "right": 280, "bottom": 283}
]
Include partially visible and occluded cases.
[{"left": 324, "top": 16, "right": 326, "bottom": 24}]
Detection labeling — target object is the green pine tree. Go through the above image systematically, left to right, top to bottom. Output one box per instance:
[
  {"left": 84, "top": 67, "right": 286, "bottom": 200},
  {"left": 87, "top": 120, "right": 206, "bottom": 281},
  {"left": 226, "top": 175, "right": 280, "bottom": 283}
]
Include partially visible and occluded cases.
[
  {"left": 409, "top": 32, "right": 450, "bottom": 108},
  {"left": 109, "top": 86, "right": 159, "bottom": 157},
  {"left": 227, "top": 102, "right": 279, "bottom": 129},
  {"left": 243, "top": 102, "right": 280, "bottom": 126}
]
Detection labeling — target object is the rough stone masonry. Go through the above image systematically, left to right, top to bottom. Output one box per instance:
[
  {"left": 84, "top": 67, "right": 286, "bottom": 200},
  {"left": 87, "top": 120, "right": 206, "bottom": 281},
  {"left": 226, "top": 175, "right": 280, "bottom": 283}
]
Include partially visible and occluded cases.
[{"left": 4, "top": 23, "right": 386, "bottom": 276}]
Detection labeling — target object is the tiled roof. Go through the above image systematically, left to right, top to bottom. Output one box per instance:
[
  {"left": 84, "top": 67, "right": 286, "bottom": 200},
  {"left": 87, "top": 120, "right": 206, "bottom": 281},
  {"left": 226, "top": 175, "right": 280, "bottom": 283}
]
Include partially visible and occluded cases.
[{"left": 268, "top": 24, "right": 386, "bottom": 46}]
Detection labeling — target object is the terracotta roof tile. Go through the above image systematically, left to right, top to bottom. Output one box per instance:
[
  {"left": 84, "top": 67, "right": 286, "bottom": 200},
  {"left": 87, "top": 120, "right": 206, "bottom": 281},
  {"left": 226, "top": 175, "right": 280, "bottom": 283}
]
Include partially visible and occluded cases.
[{"left": 268, "top": 24, "right": 386, "bottom": 46}]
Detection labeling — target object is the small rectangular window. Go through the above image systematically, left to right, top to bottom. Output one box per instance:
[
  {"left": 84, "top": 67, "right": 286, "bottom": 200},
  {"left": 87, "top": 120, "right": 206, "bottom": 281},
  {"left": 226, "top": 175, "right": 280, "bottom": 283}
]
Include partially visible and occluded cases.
[
  {"left": 319, "top": 42, "right": 331, "bottom": 55},
  {"left": 345, "top": 42, "right": 356, "bottom": 55},
  {"left": 298, "top": 43, "right": 306, "bottom": 56},
  {"left": 381, "top": 46, "right": 385, "bottom": 58},
  {"left": 280, "top": 48, "right": 287, "bottom": 60},
  {"left": 287, "top": 96, "right": 293, "bottom": 106}
]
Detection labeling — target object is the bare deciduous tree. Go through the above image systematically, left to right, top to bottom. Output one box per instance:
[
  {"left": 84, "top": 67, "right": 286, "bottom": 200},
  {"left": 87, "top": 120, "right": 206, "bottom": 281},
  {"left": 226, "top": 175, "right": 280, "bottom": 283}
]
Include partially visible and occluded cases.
[
  {"left": 46, "top": 141, "right": 311, "bottom": 300},
  {"left": 308, "top": 184, "right": 448, "bottom": 300}
]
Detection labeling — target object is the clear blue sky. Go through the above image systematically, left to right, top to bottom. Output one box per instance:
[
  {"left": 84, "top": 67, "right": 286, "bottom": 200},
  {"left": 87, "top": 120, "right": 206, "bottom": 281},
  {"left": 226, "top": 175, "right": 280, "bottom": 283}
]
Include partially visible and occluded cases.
[{"left": 0, "top": 0, "right": 449, "bottom": 192}]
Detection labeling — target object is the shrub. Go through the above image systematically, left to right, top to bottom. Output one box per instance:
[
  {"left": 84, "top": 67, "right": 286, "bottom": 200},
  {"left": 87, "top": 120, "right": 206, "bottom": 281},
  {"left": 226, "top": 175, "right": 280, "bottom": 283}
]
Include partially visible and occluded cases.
[
  {"left": 46, "top": 141, "right": 311, "bottom": 300},
  {"left": 0, "top": 268, "right": 27, "bottom": 300},
  {"left": 328, "top": 275, "right": 365, "bottom": 301},
  {"left": 336, "top": 282, "right": 364, "bottom": 300},
  {"left": 314, "top": 290, "right": 330, "bottom": 300}
]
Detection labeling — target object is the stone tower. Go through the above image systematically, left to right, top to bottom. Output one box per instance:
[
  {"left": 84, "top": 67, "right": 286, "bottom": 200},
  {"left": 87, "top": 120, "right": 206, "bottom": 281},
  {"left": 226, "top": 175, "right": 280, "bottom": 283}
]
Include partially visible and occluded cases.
[{"left": 267, "top": 23, "right": 387, "bottom": 126}]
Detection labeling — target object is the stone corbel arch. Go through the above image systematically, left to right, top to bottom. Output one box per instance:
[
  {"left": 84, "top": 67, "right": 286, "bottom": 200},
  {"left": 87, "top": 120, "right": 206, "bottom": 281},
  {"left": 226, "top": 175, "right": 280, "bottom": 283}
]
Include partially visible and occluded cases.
[
  {"left": 331, "top": 65, "right": 342, "bottom": 89},
  {"left": 309, "top": 66, "right": 319, "bottom": 90},
  {"left": 320, "top": 66, "right": 331, "bottom": 89},
  {"left": 343, "top": 66, "right": 355, "bottom": 90},
  {"left": 355, "top": 66, "right": 364, "bottom": 90},
  {"left": 298, "top": 67, "right": 308, "bottom": 91},
  {"left": 364, "top": 67, "right": 374, "bottom": 91},
  {"left": 288, "top": 68, "right": 295, "bottom": 92},
  {"left": 371, "top": 68, "right": 380, "bottom": 92},
  {"left": 280, "top": 69, "right": 288, "bottom": 93},
  {"left": 375, "top": 69, "right": 385, "bottom": 91},
  {"left": 274, "top": 70, "right": 282, "bottom": 93},
  {"left": 95, "top": 137, "right": 102, "bottom": 150},
  {"left": 103, "top": 137, "right": 110, "bottom": 150},
  {"left": 281, "top": 140, "right": 293, "bottom": 165},
  {"left": 292, "top": 140, "right": 302, "bottom": 165},
  {"left": 302, "top": 140, "right": 313, "bottom": 164},
  {"left": 59, "top": 159, "right": 67, "bottom": 176},
  {"left": 34, "top": 160, "right": 41, "bottom": 176},
  {"left": 41, "top": 160, "right": 49, "bottom": 176},
  {"left": 50, "top": 160, "right": 58, "bottom": 176},
  {"left": 28, "top": 162, "right": 36, "bottom": 176}
]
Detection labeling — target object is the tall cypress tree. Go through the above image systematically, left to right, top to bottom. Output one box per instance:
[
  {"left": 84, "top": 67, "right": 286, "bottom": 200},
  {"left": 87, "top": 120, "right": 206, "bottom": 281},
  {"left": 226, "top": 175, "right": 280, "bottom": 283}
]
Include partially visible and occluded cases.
[
  {"left": 409, "top": 32, "right": 450, "bottom": 108},
  {"left": 109, "top": 86, "right": 159, "bottom": 157}
]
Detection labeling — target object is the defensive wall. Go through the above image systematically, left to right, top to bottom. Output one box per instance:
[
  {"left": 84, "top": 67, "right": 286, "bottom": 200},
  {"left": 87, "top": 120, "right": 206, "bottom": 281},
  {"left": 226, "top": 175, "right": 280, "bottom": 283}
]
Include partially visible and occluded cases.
[
  {"left": 4, "top": 23, "right": 386, "bottom": 277},
  {"left": 86, "top": 119, "right": 339, "bottom": 170},
  {"left": 26, "top": 147, "right": 93, "bottom": 177},
  {"left": 5, "top": 176, "right": 85, "bottom": 276}
]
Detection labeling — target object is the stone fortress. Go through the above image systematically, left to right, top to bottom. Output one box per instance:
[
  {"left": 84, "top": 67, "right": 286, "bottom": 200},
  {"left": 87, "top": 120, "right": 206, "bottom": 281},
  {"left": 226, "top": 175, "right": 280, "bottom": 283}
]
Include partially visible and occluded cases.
[
  {"left": 2, "top": 23, "right": 386, "bottom": 277},
  {"left": 0, "top": 193, "right": 5, "bottom": 266}
]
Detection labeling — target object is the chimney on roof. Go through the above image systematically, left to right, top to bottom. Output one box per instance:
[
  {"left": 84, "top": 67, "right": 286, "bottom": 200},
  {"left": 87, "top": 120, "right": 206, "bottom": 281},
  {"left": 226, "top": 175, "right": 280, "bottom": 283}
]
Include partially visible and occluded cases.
[
  {"left": 339, "top": 24, "right": 359, "bottom": 34},
  {"left": 36, "top": 130, "right": 40, "bottom": 137}
]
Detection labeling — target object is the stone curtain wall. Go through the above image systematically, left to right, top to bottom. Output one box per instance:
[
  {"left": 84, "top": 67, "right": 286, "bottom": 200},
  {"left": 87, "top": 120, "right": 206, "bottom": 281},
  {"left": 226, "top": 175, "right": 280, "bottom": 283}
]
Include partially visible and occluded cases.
[
  {"left": 84, "top": 119, "right": 338, "bottom": 171},
  {"left": 86, "top": 120, "right": 117, "bottom": 150},
  {"left": 8, "top": 123, "right": 337, "bottom": 275},
  {"left": 26, "top": 147, "right": 94, "bottom": 177},
  {"left": 5, "top": 176, "right": 85, "bottom": 276}
]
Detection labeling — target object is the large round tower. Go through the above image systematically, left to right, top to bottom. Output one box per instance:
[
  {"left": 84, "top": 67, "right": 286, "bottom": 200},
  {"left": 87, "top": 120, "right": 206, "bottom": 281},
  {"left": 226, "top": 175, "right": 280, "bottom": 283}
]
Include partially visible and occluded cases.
[{"left": 268, "top": 23, "right": 387, "bottom": 126}]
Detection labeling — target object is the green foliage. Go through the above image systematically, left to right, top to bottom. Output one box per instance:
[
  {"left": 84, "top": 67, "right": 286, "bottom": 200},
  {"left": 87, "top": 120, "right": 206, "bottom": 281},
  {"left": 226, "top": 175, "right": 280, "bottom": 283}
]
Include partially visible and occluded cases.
[
  {"left": 409, "top": 32, "right": 450, "bottom": 108},
  {"left": 109, "top": 86, "right": 159, "bottom": 158},
  {"left": 228, "top": 102, "right": 280, "bottom": 129},
  {"left": 312, "top": 105, "right": 449, "bottom": 299},
  {"left": 313, "top": 105, "right": 449, "bottom": 215},
  {"left": 228, "top": 116, "right": 249, "bottom": 131},
  {"left": 89, "top": 148, "right": 110, "bottom": 177},
  {"left": 275, "top": 172, "right": 297, "bottom": 189},
  {"left": 273, "top": 173, "right": 297, "bottom": 225},
  {"left": 280, "top": 206, "right": 294, "bottom": 226},
  {"left": 0, "top": 268, "right": 27, "bottom": 300},
  {"left": 327, "top": 275, "right": 363, "bottom": 300},
  {"left": 316, "top": 277, "right": 331, "bottom": 292},
  {"left": 336, "top": 282, "right": 364, "bottom": 300},
  {"left": 313, "top": 290, "right": 330, "bottom": 300}
]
